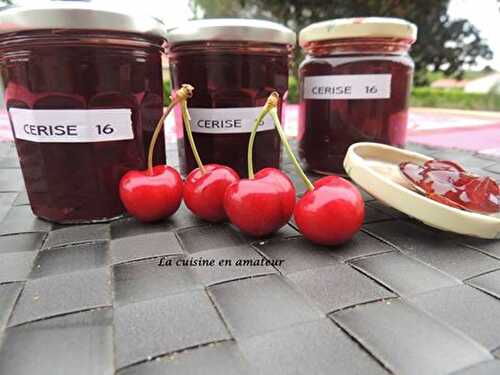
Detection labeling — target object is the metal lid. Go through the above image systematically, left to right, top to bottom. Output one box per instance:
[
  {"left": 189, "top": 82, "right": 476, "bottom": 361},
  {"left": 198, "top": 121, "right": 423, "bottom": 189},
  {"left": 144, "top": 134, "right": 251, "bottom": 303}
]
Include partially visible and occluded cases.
[
  {"left": 0, "top": 3, "right": 167, "bottom": 39},
  {"left": 299, "top": 17, "right": 417, "bottom": 46},
  {"left": 167, "top": 18, "right": 296, "bottom": 46}
]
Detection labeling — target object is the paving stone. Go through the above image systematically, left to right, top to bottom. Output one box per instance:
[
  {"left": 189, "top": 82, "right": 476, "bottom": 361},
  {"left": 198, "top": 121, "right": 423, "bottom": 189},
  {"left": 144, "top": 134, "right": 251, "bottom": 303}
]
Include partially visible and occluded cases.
[
  {"left": 0, "top": 143, "right": 12, "bottom": 158},
  {"left": 406, "top": 143, "right": 444, "bottom": 157},
  {"left": 431, "top": 150, "right": 489, "bottom": 169},
  {"left": 0, "top": 156, "right": 21, "bottom": 169},
  {"left": 484, "top": 163, "right": 500, "bottom": 175},
  {"left": 468, "top": 167, "right": 500, "bottom": 182},
  {"left": 0, "top": 169, "right": 24, "bottom": 192},
  {"left": 12, "top": 190, "right": 29, "bottom": 206},
  {"left": 0, "top": 192, "right": 17, "bottom": 222},
  {"left": 366, "top": 200, "right": 409, "bottom": 219},
  {"left": 164, "top": 203, "right": 207, "bottom": 230},
  {"left": 364, "top": 204, "right": 394, "bottom": 224},
  {"left": 0, "top": 205, "right": 52, "bottom": 235},
  {"left": 111, "top": 216, "right": 172, "bottom": 239},
  {"left": 365, "top": 221, "right": 500, "bottom": 280},
  {"left": 43, "top": 224, "right": 110, "bottom": 249},
  {"left": 177, "top": 225, "right": 246, "bottom": 254},
  {"left": 110, "top": 231, "right": 183, "bottom": 264},
  {"left": 328, "top": 231, "right": 396, "bottom": 262},
  {"left": 0, "top": 232, "right": 45, "bottom": 254},
  {"left": 255, "top": 237, "right": 338, "bottom": 274},
  {"left": 459, "top": 238, "right": 500, "bottom": 260},
  {"left": 30, "top": 241, "right": 109, "bottom": 279},
  {"left": 188, "top": 245, "right": 277, "bottom": 286},
  {"left": 0, "top": 251, "right": 36, "bottom": 283},
  {"left": 350, "top": 251, "right": 460, "bottom": 296},
  {"left": 113, "top": 256, "right": 202, "bottom": 306},
  {"left": 288, "top": 263, "right": 395, "bottom": 313},
  {"left": 9, "top": 267, "right": 112, "bottom": 326},
  {"left": 467, "top": 270, "right": 500, "bottom": 299},
  {"left": 209, "top": 274, "right": 322, "bottom": 339},
  {"left": 0, "top": 282, "right": 23, "bottom": 330},
  {"left": 409, "top": 285, "right": 500, "bottom": 350},
  {"left": 114, "top": 290, "right": 230, "bottom": 368},
  {"left": 331, "top": 299, "right": 492, "bottom": 375},
  {"left": 0, "top": 308, "right": 114, "bottom": 375},
  {"left": 239, "top": 319, "right": 389, "bottom": 375},
  {"left": 118, "top": 341, "right": 251, "bottom": 375},
  {"left": 450, "top": 360, "right": 500, "bottom": 375}
]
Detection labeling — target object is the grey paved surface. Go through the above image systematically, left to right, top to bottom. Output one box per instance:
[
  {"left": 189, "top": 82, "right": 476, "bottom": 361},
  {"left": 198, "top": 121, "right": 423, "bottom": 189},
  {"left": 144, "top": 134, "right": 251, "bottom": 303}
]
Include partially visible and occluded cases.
[{"left": 0, "top": 140, "right": 499, "bottom": 375}]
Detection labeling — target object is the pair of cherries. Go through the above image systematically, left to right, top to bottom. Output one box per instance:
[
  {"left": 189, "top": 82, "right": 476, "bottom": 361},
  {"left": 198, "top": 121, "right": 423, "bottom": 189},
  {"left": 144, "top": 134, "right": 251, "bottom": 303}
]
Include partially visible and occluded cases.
[
  {"left": 120, "top": 85, "right": 237, "bottom": 223},
  {"left": 120, "top": 87, "right": 364, "bottom": 246},
  {"left": 223, "top": 92, "right": 364, "bottom": 245}
]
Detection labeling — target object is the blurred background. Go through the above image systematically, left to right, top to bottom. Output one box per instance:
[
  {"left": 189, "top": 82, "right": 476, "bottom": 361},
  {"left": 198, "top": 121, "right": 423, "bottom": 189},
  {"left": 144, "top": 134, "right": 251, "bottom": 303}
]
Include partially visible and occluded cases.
[
  {"left": 0, "top": 0, "right": 499, "bottom": 154},
  {"left": 1, "top": 0, "right": 499, "bottom": 111}
]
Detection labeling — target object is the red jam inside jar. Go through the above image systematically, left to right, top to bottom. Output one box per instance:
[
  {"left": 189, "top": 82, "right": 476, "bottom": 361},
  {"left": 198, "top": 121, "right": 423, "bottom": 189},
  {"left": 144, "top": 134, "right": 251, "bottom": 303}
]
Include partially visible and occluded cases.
[
  {"left": 0, "top": 6, "right": 167, "bottom": 223},
  {"left": 298, "top": 18, "right": 417, "bottom": 174},
  {"left": 168, "top": 19, "right": 295, "bottom": 177}
]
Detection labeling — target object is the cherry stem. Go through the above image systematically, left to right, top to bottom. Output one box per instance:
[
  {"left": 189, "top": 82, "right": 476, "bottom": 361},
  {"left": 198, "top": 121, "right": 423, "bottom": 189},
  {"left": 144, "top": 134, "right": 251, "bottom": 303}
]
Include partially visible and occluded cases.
[
  {"left": 147, "top": 84, "right": 194, "bottom": 174},
  {"left": 180, "top": 90, "right": 206, "bottom": 174},
  {"left": 247, "top": 92, "right": 280, "bottom": 179},
  {"left": 268, "top": 99, "right": 315, "bottom": 192}
]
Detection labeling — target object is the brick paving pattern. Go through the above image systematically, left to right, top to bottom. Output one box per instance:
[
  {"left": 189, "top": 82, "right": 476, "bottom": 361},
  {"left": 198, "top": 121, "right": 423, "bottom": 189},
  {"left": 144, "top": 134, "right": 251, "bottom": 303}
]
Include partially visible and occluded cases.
[{"left": 0, "top": 141, "right": 499, "bottom": 374}]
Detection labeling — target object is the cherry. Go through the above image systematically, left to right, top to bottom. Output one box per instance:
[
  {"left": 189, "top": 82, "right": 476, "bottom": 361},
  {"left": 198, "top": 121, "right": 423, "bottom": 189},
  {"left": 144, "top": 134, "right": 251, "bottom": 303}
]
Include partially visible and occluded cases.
[
  {"left": 119, "top": 85, "right": 193, "bottom": 222},
  {"left": 178, "top": 89, "right": 239, "bottom": 222},
  {"left": 258, "top": 92, "right": 365, "bottom": 245},
  {"left": 223, "top": 93, "right": 295, "bottom": 236},
  {"left": 184, "top": 164, "right": 239, "bottom": 222},
  {"left": 119, "top": 165, "right": 183, "bottom": 222},
  {"left": 224, "top": 167, "right": 295, "bottom": 236},
  {"left": 294, "top": 176, "right": 365, "bottom": 245}
]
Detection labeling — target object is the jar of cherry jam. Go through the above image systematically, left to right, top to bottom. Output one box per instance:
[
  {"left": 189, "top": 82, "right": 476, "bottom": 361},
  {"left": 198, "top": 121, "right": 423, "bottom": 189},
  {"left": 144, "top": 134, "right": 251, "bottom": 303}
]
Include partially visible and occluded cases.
[
  {"left": 0, "top": 4, "right": 167, "bottom": 223},
  {"left": 298, "top": 18, "right": 417, "bottom": 174},
  {"left": 167, "top": 19, "right": 295, "bottom": 177}
]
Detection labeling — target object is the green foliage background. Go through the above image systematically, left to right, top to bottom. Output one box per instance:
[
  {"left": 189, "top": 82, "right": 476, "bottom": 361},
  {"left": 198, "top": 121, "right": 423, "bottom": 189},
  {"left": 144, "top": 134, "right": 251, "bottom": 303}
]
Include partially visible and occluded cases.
[{"left": 190, "top": 0, "right": 496, "bottom": 86}]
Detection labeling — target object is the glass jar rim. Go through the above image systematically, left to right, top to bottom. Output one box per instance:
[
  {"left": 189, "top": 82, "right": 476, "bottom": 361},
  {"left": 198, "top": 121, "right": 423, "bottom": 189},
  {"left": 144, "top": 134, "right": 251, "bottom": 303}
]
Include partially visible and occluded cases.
[
  {"left": 0, "top": 3, "right": 167, "bottom": 39},
  {"left": 299, "top": 17, "right": 417, "bottom": 47}
]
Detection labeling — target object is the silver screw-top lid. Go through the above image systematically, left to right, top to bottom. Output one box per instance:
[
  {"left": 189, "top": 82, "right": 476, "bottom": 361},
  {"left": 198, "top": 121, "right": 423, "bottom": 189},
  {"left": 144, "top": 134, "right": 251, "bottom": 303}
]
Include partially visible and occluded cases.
[
  {"left": 0, "top": 3, "right": 167, "bottom": 39},
  {"left": 167, "top": 18, "right": 296, "bottom": 46}
]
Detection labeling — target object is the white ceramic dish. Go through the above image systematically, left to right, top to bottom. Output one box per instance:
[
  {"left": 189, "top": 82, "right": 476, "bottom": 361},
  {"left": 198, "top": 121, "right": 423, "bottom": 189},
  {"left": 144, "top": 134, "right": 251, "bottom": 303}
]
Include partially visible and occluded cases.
[{"left": 344, "top": 142, "right": 500, "bottom": 239}]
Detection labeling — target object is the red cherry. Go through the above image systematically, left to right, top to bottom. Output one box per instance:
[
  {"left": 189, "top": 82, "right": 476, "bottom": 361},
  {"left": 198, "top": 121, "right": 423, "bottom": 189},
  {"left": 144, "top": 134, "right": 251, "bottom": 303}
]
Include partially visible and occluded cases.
[
  {"left": 184, "top": 164, "right": 239, "bottom": 222},
  {"left": 119, "top": 165, "right": 183, "bottom": 222},
  {"left": 224, "top": 168, "right": 295, "bottom": 237},
  {"left": 294, "top": 176, "right": 365, "bottom": 246}
]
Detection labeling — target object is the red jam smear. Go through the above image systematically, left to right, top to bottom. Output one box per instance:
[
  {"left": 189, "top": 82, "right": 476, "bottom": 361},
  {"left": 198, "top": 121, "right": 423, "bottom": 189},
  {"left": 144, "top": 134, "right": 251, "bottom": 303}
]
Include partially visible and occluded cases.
[
  {"left": 0, "top": 30, "right": 166, "bottom": 223},
  {"left": 299, "top": 38, "right": 414, "bottom": 174},
  {"left": 169, "top": 41, "right": 288, "bottom": 178},
  {"left": 400, "top": 160, "right": 499, "bottom": 213}
]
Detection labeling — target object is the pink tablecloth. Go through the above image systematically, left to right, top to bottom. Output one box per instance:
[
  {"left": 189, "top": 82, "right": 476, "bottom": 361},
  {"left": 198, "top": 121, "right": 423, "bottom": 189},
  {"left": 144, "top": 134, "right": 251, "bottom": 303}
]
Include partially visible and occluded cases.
[{"left": 2, "top": 106, "right": 500, "bottom": 157}]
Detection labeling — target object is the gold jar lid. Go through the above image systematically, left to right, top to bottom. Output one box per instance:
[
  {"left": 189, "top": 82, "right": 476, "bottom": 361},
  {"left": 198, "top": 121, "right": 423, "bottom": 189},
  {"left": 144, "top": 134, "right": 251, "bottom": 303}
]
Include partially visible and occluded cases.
[{"left": 299, "top": 17, "right": 417, "bottom": 47}]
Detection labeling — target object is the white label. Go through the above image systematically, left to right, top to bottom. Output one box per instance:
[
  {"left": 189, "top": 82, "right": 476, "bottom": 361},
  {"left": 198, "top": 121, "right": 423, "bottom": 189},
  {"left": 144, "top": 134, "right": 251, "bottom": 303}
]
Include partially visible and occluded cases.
[
  {"left": 303, "top": 74, "right": 392, "bottom": 100},
  {"left": 188, "top": 107, "right": 275, "bottom": 134},
  {"left": 9, "top": 108, "right": 133, "bottom": 143}
]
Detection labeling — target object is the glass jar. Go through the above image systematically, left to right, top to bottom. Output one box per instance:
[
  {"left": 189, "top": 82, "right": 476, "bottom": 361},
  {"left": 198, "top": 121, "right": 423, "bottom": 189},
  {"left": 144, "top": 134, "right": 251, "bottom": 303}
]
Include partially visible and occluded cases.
[
  {"left": 0, "top": 4, "right": 167, "bottom": 223},
  {"left": 298, "top": 18, "right": 417, "bottom": 174},
  {"left": 167, "top": 19, "right": 295, "bottom": 178}
]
